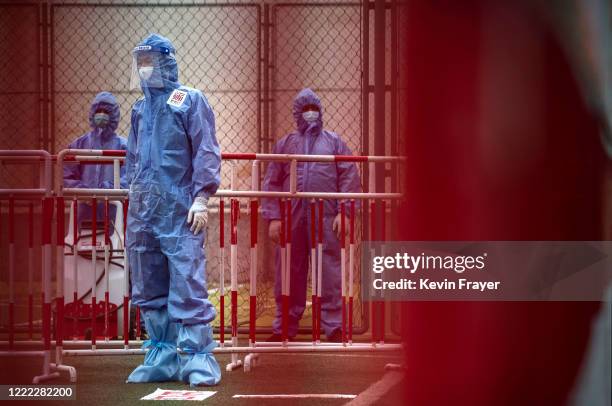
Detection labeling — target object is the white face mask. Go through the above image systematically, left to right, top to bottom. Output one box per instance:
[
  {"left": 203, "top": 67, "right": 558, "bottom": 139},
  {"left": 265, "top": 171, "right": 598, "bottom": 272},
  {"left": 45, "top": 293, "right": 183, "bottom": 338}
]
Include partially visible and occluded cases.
[
  {"left": 138, "top": 66, "right": 154, "bottom": 80},
  {"left": 302, "top": 110, "right": 320, "bottom": 123}
]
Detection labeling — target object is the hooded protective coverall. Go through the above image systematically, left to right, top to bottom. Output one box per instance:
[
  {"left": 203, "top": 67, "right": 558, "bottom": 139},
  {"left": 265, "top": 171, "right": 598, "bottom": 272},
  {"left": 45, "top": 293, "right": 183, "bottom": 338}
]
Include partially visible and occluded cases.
[
  {"left": 125, "top": 34, "right": 221, "bottom": 386},
  {"left": 262, "top": 88, "right": 361, "bottom": 339},
  {"left": 63, "top": 91, "right": 127, "bottom": 230}
]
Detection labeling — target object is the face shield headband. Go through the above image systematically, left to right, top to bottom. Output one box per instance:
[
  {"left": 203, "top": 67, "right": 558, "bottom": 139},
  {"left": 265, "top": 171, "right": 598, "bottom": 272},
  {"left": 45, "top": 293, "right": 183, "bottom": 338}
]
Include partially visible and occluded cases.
[{"left": 130, "top": 45, "right": 174, "bottom": 90}]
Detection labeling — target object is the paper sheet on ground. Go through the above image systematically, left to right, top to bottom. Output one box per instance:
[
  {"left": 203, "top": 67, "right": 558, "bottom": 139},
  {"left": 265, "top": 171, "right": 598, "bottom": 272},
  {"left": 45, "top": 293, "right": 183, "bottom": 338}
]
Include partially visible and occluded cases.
[{"left": 141, "top": 388, "right": 216, "bottom": 401}]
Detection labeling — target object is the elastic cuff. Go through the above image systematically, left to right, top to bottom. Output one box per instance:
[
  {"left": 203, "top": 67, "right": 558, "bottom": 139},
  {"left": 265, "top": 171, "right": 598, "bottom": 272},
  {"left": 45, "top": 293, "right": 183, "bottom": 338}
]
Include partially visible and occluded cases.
[{"left": 194, "top": 196, "right": 208, "bottom": 205}]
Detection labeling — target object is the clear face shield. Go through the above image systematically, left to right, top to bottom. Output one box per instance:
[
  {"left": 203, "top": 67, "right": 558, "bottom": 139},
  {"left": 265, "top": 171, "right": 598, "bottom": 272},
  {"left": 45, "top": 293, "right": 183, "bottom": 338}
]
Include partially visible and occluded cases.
[{"left": 129, "top": 45, "right": 172, "bottom": 90}]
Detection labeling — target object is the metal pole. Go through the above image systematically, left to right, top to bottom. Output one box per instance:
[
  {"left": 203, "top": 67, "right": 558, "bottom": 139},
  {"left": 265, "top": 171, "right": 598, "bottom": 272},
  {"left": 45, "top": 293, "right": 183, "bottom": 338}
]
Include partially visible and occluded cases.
[
  {"left": 362, "top": 0, "right": 371, "bottom": 297},
  {"left": 374, "top": 0, "right": 386, "bottom": 190},
  {"left": 41, "top": 3, "right": 49, "bottom": 152},
  {"left": 262, "top": 4, "right": 271, "bottom": 153},
  {"left": 257, "top": 5, "right": 262, "bottom": 154},
  {"left": 113, "top": 159, "right": 120, "bottom": 189},
  {"left": 249, "top": 161, "right": 259, "bottom": 347},
  {"left": 8, "top": 197, "right": 15, "bottom": 349},
  {"left": 55, "top": 197, "right": 65, "bottom": 363},
  {"left": 91, "top": 198, "right": 97, "bottom": 350},
  {"left": 104, "top": 198, "right": 110, "bottom": 342},
  {"left": 72, "top": 199, "right": 78, "bottom": 341},
  {"left": 219, "top": 199, "right": 225, "bottom": 347},
  {"left": 280, "top": 199, "right": 288, "bottom": 343},
  {"left": 317, "top": 199, "right": 323, "bottom": 343},
  {"left": 123, "top": 200, "right": 129, "bottom": 350},
  {"left": 310, "top": 200, "right": 317, "bottom": 344},
  {"left": 349, "top": 200, "right": 356, "bottom": 344},
  {"left": 28, "top": 201, "right": 34, "bottom": 339},
  {"left": 340, "top": 201, "right": 347, "bottom": 344},
  {"left": 64, "top": 344, "right": 403, "bottom": 357}
]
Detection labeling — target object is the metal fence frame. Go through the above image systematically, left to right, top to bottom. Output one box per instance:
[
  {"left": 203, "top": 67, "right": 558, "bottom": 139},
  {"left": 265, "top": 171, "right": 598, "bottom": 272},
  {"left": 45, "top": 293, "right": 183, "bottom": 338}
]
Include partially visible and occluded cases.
[{"left": 2, "top": 0, "right": 403, "bottom": 339}]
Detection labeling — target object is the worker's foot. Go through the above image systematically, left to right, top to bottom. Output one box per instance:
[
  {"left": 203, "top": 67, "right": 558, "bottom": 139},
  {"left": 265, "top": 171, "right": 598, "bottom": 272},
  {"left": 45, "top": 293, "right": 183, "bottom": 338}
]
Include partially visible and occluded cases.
[
  {"left": 178, "top": 324, "right": 221, "bottom": 387},
  {"left": 327, "top": 329, "right": 343, "bottom": 343},
  {"left": 266, "top": 333, "right": 295, "bottom": 342}
]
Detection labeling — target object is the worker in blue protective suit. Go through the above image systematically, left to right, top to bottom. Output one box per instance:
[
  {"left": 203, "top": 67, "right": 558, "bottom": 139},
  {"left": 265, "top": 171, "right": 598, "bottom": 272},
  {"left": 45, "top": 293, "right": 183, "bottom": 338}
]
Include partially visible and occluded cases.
[
  {"left": 125, "top": 33, "right": 221, "bottom": 386},
  {"left": 262, "top": 88, "right": 361, "bottom": 342},
  {"left": 63, "top": 91, "right": 127, "bottom": 235}
]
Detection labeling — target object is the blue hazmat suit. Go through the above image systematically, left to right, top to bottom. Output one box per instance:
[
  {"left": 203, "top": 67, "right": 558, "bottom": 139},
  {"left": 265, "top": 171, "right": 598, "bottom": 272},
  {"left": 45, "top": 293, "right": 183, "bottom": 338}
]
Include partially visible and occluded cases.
[
  {"left": 125, "top": 34, "right": 221, "bottom": 386},
  {"left": 262, "top": 88, "right": 361, "bottom": 338},
  {"left": 63, "top": 91, "right": 127, "bottom": 234}
]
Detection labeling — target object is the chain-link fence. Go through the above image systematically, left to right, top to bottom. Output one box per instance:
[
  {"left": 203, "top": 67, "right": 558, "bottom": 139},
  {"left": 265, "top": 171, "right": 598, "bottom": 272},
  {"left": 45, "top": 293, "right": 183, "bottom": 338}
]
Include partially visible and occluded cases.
[
  {"left": 0, "top": 0, "right": 400, "bottom": 335},
  {"left": 0, "top": 3, "right": 41, "bottom": 190},
  {"left": 52, "top": 3, "right": 261, "bottom": 192},
  {"left": 271, "top": 3, "right": 362, "bottom": 153},
  {"left": 0, "top": 4, "right": 43, "bottom": 317}
]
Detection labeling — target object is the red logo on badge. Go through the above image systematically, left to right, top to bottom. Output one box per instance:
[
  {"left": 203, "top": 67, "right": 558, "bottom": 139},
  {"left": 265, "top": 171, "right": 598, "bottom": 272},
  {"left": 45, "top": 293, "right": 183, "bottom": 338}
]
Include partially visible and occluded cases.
[{"left": 171, "top": 92, "right": 185, "bottom": 104}]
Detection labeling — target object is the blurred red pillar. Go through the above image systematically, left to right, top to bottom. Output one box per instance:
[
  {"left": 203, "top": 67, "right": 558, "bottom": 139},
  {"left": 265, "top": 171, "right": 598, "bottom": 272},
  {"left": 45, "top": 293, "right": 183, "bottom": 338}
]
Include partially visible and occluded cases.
[{"left": 397, "top": 1, "right": 605, "bottom": 405}]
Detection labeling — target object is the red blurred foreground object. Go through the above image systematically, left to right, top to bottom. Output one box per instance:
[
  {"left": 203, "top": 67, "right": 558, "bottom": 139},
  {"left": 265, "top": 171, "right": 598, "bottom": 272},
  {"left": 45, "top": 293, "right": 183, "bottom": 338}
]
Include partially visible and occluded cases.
[{"left": 397, "top": 1, "right": 605, "bottom": 405}]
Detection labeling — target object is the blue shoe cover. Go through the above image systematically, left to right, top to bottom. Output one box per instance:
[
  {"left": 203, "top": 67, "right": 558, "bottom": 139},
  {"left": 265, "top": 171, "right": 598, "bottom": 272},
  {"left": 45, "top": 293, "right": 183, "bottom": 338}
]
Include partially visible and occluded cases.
[
  {"left": 127, "top": 308, "right": 179, "bottom": 383},
  {"left": 178, "top": 324, "right": 221, "bottom": 387}
]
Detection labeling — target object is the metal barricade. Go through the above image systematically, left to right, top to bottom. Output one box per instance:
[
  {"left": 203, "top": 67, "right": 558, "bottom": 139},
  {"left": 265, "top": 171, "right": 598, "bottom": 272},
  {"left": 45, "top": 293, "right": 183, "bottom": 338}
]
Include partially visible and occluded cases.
[{"left": 0, "top": 149, "right": 404, "bottom": 382}]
